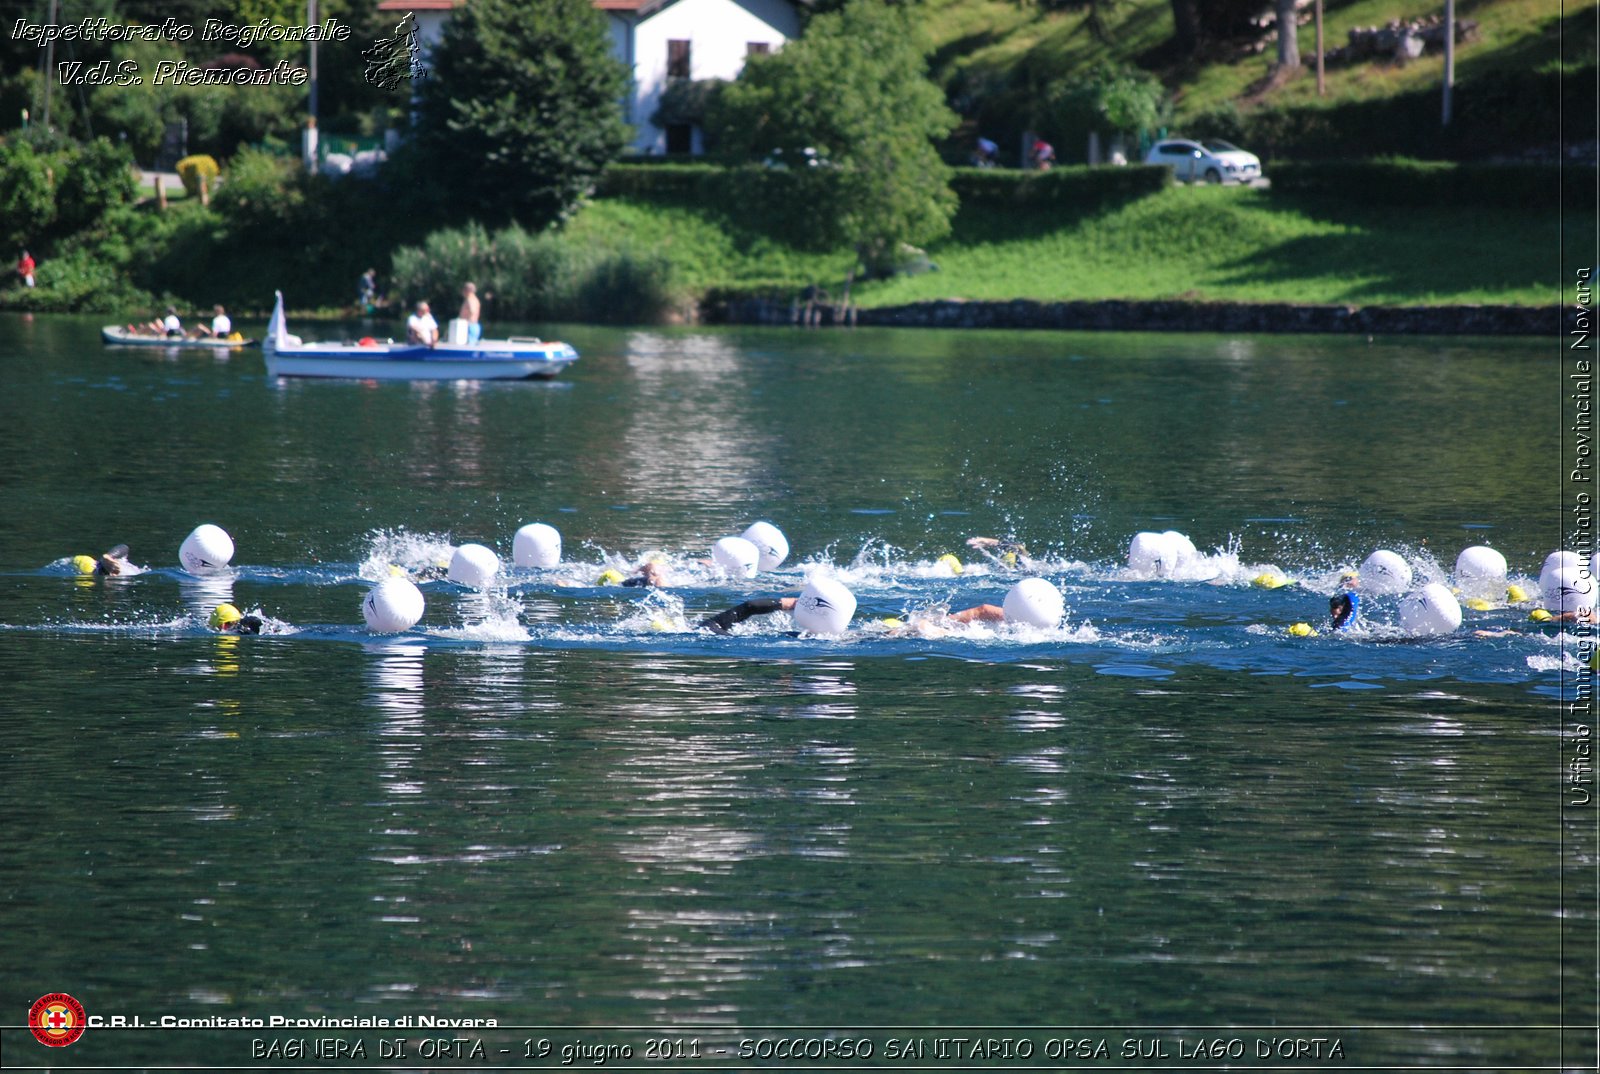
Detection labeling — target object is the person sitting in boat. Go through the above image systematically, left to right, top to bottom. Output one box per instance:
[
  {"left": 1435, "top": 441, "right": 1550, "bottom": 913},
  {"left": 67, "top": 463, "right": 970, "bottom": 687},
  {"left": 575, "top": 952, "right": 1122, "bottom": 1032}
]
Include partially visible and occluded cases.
[
  {"left": 458, "top": 282, "right": 481, "bottom": 344},
  {"left": 406, "top": 300, "right": 438, "bottom": 347},
  {"left": 190, "top": 304, "right": 231, "bottom": 339},
  {"left": 143, "top": 306, "right": 182, "bottom": 337},
  {"left": 208, "top": 602, "right": 264, "bottom": 635}
]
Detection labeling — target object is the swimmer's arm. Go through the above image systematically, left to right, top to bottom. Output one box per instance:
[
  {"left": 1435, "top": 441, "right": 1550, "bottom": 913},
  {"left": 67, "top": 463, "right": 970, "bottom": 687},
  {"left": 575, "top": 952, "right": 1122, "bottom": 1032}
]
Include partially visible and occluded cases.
[
  {"left": 699, "top": 597, "right": 796, "bottom": 633},
  {"left": 948, "top": 604, "right": 1005, "bottom": 624}
]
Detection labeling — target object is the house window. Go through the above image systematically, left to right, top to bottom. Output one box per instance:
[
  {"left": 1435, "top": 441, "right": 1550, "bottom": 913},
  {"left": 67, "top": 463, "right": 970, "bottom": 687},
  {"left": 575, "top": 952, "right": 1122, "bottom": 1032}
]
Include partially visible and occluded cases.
[
  {"left": 667, "top": 39, "right": 690, "bottom": 79},
  {"left": 746, "top": 41, "right": 770, "bottom": 56},
  {"left": 665, "top": 124, "right": 693, "bottom": 154}
]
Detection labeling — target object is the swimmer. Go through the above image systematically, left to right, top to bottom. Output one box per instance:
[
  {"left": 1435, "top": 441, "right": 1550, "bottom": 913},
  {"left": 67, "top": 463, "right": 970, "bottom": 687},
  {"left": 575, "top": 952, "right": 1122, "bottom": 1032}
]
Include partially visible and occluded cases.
[
  {"left": 965, "top": 536, "right": 1036, "bottom": 570},
  {"left": 71, "top": 544, "right": 135, "bottom": 577},
  {"left": 622, "top": 560, "right": 668, "bottom": 588},
  {"left": 1330, "top": 591, "right": 1359, "bottom": 631},
  {"left": 699, "top": 596, "right": 794, "bottom": 633},
  {"left": 209, "top": 603, "right": 264, "bottom": 635}
]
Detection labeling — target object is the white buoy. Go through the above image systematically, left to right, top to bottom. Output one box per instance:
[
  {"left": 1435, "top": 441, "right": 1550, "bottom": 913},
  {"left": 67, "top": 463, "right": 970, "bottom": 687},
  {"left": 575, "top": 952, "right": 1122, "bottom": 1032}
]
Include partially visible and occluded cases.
[
  {"left": 741, "top": 521, "right": 789, "bottom": 572},
  {"left": 512, "top": 523, "right": 561, "bottom": 568},
  {"left": 179, "top": 524, "right": 234, "bottom": 573},
  {"left": 1162, "top": 530, "right": 1198, "bottom": 565},
  {"left": 1128, "top": 531, "right": 1178, "bottom": 576},
  {"left": 711, "top": 536, "right": 760, "bottom": 579},
  {"left": 447, "top": 543, "right": 500, "bottom": 589},
  {"left": 1454, "top": 545, "right": 1507, "bottom": 598},
  {"left": 1359, "top": 550, "right": 1413, "bottom": 596},
  {"left": 1541, "top": 551, "right": 1582, "bottom": 591},
  {"left": 1542, "top": 566, "right": 1597, "bottom": 618},
  {"left": 793, "top": 576, "right": 856, "bottom": 634},
  {"left": 362, "top": 577, "right": 425, "bottom": 633},
  {"left": 1002, "top": 577, "right": 1064, "bottom": 628},
  {"left": 1398, "top": 583, "right": 1462, "bottom": 635}
]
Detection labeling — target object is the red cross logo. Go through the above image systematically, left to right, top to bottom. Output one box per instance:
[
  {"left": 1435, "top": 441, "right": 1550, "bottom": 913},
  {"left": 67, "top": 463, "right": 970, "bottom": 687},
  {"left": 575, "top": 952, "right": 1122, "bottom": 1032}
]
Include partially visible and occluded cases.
[{"left": 29, "top": 993, "right": 86, "bottom": 1047}]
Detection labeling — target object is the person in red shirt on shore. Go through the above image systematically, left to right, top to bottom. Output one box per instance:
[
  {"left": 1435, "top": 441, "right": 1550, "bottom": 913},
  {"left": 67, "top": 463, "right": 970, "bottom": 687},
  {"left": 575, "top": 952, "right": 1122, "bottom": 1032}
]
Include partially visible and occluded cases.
[{"left": 17, "top": 250, "right": 36, "bottom": 287}]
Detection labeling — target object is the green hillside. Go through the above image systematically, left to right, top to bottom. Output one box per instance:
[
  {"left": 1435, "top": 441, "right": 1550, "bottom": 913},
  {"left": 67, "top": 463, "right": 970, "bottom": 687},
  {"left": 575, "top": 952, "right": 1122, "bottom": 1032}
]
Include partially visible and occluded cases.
[{"left": 919, "top": 0, "right": 1597, "bottom": 163}]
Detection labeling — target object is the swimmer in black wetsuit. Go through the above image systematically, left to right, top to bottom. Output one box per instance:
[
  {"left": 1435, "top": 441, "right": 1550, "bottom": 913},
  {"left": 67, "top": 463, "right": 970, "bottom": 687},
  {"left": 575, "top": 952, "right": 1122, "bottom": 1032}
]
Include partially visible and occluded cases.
[
  {"left": 699, "top": 597, "right": 795, "bottom": 633},
  {"left": 209, "top": 603, "right": 264, "bottom": 634}
]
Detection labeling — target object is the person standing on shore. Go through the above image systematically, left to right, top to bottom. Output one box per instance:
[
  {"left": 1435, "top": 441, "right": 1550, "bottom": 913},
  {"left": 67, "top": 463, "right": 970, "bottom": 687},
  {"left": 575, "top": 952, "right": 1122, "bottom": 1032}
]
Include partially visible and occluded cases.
[
  {"left": 17, "top": 250, "right": 35, "bottom": 288},
  {"left": 458, "top": 282, "right": 481, "bottom": 344}
]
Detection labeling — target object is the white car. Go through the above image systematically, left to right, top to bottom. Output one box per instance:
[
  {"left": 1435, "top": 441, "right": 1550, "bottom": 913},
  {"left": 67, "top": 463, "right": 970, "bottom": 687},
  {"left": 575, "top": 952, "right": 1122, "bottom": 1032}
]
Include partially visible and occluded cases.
[{"left": 1145, "top": 139, "right": 1262, "bottom": 184}]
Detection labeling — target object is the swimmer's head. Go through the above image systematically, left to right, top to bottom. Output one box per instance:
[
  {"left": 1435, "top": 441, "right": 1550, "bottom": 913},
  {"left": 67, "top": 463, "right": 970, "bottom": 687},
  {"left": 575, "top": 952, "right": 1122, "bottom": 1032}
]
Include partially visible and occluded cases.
[
  {"left": 71, "top": 555, "right": 97, "bottom": 575},
  {"left": 1329, "top": 591, "right": 1359, "bottom": 631},
  {"left": 209, "top": 603, "right": 243, "bottom": 629}
]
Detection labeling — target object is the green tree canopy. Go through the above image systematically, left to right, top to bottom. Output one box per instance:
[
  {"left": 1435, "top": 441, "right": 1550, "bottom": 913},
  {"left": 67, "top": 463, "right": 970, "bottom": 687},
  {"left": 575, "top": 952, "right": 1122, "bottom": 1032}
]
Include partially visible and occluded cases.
[
  {"left": 412, "top": 0, "right": 629, "bottom": 230},
  {"left": 706, "top": 1, "right": 957, "bottom": 269}
]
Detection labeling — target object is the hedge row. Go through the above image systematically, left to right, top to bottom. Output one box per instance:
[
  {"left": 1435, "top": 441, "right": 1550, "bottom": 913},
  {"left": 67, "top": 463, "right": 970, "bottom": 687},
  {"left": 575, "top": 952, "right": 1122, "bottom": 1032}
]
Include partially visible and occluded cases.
[
  {"left": 1269, "top": 159, "right": 1589, "bottom": 209},
  {"left": 597, "top": 161, "right": 1173, "bottom": 214}
]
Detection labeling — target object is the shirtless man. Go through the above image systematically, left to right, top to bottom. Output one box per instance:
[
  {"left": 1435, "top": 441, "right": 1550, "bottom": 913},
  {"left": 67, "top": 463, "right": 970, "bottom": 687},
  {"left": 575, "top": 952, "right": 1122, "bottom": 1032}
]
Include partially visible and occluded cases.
[{"left": 458, "top": 282, "right": 481, "bottom": 344}]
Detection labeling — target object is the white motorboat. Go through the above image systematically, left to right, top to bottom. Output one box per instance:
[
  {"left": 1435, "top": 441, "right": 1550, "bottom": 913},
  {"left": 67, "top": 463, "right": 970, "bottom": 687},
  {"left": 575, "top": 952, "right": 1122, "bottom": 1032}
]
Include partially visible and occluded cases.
[{"left": 262, "top": 291, "right": 579, "bottom": 381}]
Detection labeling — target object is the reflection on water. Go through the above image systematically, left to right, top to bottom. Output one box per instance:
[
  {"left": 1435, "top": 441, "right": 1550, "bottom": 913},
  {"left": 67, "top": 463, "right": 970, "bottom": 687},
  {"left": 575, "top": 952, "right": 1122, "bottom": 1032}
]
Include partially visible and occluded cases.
[{"left": 0, "top": 316, "right": 1589, "bottom": 1067}]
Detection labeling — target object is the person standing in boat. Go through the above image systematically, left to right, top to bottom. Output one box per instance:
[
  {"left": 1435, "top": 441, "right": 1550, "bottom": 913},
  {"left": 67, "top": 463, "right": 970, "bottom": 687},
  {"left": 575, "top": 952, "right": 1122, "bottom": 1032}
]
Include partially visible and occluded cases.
[
  {"left": 458, "top": 282, "right": 481, "bottom": 344},
  {"left": 406, "top": 300, "right": 439, "bottom": 346}
]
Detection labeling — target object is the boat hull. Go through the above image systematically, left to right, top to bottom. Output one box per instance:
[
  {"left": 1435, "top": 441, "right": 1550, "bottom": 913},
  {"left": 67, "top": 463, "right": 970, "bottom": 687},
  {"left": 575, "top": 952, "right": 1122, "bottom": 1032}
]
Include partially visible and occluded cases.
[
  {"left": 102, "top": 326, "right": 254, "bottom": 349},
  {"left": 263, "top": 344, "right": 577, "bottom": 381}
]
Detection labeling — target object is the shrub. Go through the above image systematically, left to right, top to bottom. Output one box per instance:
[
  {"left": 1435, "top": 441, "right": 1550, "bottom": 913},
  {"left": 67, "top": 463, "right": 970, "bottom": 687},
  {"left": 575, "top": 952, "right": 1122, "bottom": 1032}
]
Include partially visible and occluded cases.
[
  {"left": 53, "top": 137, "right": 139, "bottom": 237},
  {"left": 0, "top": 138, "right": 58, "bottom": 248},
  {"left": 175, "top": 155, "right": 219, "bottom": 199},
  {"left": 950, "top": 164, "right": 1170, "bottom": 210},
  {"left": 389, "top": 222, "right": 679, "bottom": 324}
]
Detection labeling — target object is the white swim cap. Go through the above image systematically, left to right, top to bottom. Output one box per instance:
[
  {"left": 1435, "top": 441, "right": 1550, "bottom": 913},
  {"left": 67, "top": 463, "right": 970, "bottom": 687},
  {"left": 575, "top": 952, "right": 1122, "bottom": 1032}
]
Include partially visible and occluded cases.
[
  {"left": 741, "top": 521, "right": 789, "bottom": 572},
  {"left": 512, "top": 523, "right": 561, "bottom": 568},
  {"left": 179, "top": 524, "right": 234, "bottom": 573},
  {"left": 1128, "top": 531, "right": 1177, "bottom": 576},
  {"left": 711, "top": 536, "right": 760, "bottom": 579},
  {"left": 447, "top": 543, "right": 500, "bottom": 589},
  {"left": 1454, "top": 545, "right": 1507, "bottom": 598},
  {"left": 1359, "top": 550, "right": 1413, "bottom": 596},
  {"left": 1541, "top": 551, "right": 1581, "bottom": 591},
  {"left": 1542, "top": 566, "right": 1597, "bottom": 618},
  {"left": 362, "top": 576, "right": 425, "bottom": 633},
  {"left": 793, "top": 576, "right": 856, "bottom": 634},
  {"left": 1002, "top": 577, "right": 1064, "bottom": 628},
  {"left": 1398, "top": 582, "right": 1462, "bottom": 636}
]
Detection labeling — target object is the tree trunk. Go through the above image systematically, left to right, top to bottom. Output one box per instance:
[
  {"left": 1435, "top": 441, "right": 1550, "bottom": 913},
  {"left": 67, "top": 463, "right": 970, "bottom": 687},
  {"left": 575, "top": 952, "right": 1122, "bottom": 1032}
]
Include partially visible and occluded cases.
[
  {"left": 1171, "top": 0, "right": 1201, "bottom": 56},
  {"left": 1276, "top": 0, "right": 1300, "bottom": 68}
]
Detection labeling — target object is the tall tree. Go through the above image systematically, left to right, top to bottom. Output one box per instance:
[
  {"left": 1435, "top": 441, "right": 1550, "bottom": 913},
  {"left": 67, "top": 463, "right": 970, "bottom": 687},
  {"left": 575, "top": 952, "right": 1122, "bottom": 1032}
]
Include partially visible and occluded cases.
[
  {"left": 413, "top": 0, "right": 628, "bottom": 229},
  {"left": 1276, "top": 0, "right": 1301, "bottom": 69},
  {"left": 707, "top": 1, "right": 956, "bottom": 270}
]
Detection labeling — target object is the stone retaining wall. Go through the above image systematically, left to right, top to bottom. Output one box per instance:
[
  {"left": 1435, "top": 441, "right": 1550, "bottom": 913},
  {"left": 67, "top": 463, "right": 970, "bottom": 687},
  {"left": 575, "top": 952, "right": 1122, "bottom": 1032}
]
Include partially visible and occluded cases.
[{"left": 707, "top": 296, "right": 1572, "bottom": 336}]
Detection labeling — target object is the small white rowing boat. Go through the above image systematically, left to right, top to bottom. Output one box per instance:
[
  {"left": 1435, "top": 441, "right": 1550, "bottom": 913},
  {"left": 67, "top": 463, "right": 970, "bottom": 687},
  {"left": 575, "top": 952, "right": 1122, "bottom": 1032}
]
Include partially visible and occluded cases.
[
  {"left": 262, "top": 291, "right": 579, "bottom": 381},
  {"left": 102, "top": 326, "right": 255, "bottom": 348}
]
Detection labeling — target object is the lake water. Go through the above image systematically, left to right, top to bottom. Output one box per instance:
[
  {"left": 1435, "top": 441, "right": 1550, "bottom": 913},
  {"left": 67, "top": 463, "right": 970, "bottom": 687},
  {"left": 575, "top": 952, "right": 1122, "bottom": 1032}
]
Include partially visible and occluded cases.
[{"left": 1, "top": 313, "right": 1593, "bottom": 1070}]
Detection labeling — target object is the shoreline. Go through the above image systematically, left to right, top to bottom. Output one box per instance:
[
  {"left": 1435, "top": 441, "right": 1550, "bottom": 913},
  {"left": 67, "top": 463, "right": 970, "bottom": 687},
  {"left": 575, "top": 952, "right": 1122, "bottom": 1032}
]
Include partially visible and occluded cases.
[{"left": 705, "top": 296, "right": 1572, "bottom": 336}]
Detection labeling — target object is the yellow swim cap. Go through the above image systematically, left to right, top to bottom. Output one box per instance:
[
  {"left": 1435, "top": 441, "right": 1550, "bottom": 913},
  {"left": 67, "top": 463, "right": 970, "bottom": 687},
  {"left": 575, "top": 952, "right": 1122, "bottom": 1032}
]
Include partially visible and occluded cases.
[
  {"left": 1002, "top": 551, "right": 1018, "bottom": 568},
  {"left": 937, "top": 553, "right": 963, "bottom": 575},
  {"left": 71, "top": 555, "right": 97, "bottom": 575},
  {"left": 597, "top": 568, "right": 624, "bottom": 586},
  {"left": 1253, "top": 572, "right": 1287, "bottom": 589},
  {"left": 1506, "top": 584, "right": 1529, "bottom": 604},
  {"left": 1464, "top": 598, "right": 1493, "bottom": 612},
  {"left": 209, "top": 603, "right": 243, "bottom": 629},
  {"left": 1530, "top": 608, "right": 1554, "bottom": 622},
  {"left": 879, "top": 616, "right": 905, "bottom": 629},
  {"left": 1288, "top": 622, "right": 1316, "bottom": 637}
]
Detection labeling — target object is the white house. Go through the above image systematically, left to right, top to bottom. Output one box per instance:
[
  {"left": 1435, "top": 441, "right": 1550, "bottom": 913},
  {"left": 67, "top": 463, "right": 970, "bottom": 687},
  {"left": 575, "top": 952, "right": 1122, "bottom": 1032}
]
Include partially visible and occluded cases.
[{"left": 376, "top": 0, "right": 802, "bottom": 155}]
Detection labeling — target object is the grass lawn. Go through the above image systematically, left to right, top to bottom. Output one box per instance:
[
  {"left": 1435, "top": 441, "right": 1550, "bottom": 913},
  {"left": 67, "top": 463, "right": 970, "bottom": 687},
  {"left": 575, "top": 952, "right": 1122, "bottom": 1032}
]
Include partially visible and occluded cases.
[{"left": 574, "top": 185, "right": 1584, "bottom": 309}]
